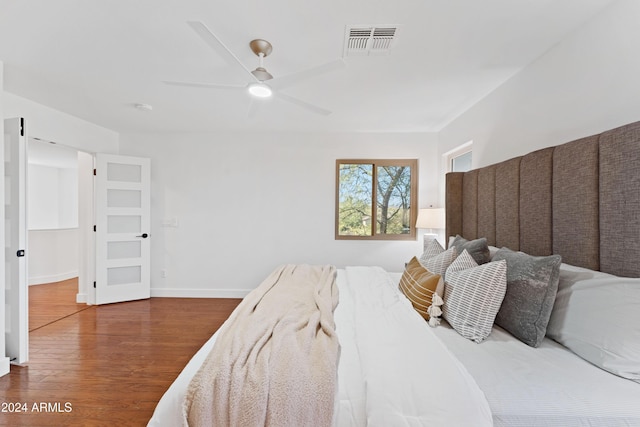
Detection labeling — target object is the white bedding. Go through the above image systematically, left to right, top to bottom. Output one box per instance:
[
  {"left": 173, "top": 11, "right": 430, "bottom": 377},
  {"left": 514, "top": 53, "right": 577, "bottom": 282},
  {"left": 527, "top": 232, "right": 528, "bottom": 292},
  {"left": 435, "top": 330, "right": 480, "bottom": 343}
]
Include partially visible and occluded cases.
[
  {"left": 148, "top": 267, "right": 493, "bottom": 426},
  {"left": 334, "top": 267, "right": 492, "bottom": 426},
  {"left": 384, "top": 269, "right": 640, "bottom": 427},
  {"left": 432, "top": 321, "right": 640, "bottom": 427}
]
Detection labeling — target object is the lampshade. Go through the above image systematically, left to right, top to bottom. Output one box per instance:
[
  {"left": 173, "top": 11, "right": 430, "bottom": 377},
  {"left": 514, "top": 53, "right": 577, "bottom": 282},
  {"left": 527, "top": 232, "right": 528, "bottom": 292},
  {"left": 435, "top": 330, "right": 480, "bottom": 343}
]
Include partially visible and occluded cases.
[{"left": 415, "top": 208, "right": 445, "bottom": 229}]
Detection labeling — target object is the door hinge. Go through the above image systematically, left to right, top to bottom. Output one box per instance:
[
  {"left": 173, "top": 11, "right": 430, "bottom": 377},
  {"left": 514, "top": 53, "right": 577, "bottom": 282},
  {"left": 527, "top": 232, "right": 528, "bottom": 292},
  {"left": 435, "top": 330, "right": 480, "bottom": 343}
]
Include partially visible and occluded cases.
[
  {"left": 20, "top": 118, "right": 25, "bottom": 136},
  {"left": 93, "top": 168, "right": 96, "bottom": 176},
  {"left": 93, "top": 225, "right": 96, "bottom": 232},
  {"left": 93, "top": 281, "right": 96, "bottom": 289}
]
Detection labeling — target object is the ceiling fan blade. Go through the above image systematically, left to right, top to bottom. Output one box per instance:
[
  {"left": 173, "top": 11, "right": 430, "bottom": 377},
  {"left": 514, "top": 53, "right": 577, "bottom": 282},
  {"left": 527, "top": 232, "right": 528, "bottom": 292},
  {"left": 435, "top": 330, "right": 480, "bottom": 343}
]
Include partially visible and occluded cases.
[
  {"left": 186, "top": 21, "right": 259, "bottom": 82},
  {"left": 269, "top": 59, "right": 346, "bottom": 90},
  {"left": 163, "top": 80, "right": 246, "bottom": 90},
  {"left": 274, "top": 92, "right": 332, "bottom": 116},
  {"left": 247, "top": 98, "right": 263, "bottom": 119}
]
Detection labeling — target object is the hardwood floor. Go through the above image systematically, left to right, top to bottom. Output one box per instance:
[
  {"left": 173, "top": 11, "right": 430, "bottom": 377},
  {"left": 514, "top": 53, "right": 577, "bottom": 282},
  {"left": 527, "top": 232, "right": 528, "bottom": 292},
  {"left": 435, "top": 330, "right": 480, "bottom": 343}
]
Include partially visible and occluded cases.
[
  {"left": 29, "top": 278, "right": 90, "bottom": 331},
  {"left": 0, "top": 291, "right": 241, "bottom": 426}
]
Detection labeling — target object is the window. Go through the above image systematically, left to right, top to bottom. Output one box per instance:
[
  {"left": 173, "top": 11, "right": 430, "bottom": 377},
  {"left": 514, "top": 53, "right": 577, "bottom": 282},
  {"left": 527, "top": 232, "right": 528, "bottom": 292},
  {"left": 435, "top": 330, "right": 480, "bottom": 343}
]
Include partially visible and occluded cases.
[
  {"left": 444, "top": 141, "right": 473, "bottom": 173},
  {"left": 451, "top": 150, "right": 472, "bottom": 172},
  {"left": 336, "top": 159, "right": 417, "bottom": 240}
]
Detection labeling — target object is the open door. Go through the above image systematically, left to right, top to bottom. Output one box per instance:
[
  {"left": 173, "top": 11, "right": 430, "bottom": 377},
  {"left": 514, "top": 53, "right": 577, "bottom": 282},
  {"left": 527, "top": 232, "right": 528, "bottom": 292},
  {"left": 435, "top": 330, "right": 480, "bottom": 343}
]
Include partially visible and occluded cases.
[
  {"left": 4, "top": 118, "right": 28, "bottom": 364},
  {"left": 95, "top": 154, "right": 150, "bottom": 305}
]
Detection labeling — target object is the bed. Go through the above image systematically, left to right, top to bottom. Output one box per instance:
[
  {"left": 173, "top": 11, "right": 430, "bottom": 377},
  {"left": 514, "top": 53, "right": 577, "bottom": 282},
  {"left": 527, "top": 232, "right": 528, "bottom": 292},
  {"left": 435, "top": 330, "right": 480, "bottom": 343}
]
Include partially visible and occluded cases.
[{"left": 149, "top": 120, "right": 640, "bottom": 426}]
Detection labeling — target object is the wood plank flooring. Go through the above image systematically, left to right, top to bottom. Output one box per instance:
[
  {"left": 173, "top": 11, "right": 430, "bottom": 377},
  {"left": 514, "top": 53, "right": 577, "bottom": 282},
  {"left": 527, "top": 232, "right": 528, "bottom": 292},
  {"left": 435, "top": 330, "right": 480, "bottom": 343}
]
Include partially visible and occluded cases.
[
  {"left": 29, "top": 278, "right": 90, "bottom": 331},
  {"left": 0, "top": 285, "right": 241, "bottom": 427}
]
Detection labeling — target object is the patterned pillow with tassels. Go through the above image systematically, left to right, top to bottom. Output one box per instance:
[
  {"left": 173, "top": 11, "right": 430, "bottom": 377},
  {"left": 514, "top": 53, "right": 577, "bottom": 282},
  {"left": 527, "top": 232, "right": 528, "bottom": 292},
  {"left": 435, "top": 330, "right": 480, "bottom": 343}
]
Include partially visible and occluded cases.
[{"left": 399, "top": 257, "right": 445, "bottom": 323}]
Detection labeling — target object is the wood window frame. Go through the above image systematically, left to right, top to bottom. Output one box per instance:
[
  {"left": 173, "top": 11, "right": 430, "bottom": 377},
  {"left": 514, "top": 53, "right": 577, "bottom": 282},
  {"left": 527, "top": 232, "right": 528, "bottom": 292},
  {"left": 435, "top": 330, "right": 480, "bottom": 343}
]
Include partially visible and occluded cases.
[{"left": 335, "top": 159, "right": 418, "bottom": 241}]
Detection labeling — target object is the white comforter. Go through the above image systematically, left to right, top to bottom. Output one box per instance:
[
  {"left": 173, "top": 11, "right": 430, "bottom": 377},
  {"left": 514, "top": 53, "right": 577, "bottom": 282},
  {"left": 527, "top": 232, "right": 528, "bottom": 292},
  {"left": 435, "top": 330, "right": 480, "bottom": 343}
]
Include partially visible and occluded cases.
[
  {"left": 148, "top": 266, "right": 492, "bottom": 427},
  {"left": 335, "top": 267, "right": 492, "bottom": 426}
]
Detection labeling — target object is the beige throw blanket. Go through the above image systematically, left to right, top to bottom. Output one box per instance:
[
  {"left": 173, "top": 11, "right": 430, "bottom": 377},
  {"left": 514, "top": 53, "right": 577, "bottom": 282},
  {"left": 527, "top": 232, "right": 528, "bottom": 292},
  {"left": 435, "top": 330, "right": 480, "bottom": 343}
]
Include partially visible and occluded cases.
[{"left": 183, "top": 264, "right": 339, "bottom": 427}]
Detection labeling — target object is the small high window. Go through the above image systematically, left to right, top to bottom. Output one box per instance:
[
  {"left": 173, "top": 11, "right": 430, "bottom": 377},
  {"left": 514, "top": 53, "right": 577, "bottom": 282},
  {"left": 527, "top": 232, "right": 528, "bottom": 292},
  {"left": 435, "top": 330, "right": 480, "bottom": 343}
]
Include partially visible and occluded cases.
[
  {"left": 445, "top": 142, "right": 473, "bottom": 173},
  {"left": 451, "top": 150, "right": 472, "bottom": 172},
  {"left": 335, "top": 159, "right": 417, "bottom": 240}
]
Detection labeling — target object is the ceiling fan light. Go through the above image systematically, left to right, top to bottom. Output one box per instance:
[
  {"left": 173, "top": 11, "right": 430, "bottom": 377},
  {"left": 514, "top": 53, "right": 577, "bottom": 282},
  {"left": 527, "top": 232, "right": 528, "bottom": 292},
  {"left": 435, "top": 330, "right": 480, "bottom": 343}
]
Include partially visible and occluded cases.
[{"left": 248, "top": 83, "right": 273, "bottom": 98}]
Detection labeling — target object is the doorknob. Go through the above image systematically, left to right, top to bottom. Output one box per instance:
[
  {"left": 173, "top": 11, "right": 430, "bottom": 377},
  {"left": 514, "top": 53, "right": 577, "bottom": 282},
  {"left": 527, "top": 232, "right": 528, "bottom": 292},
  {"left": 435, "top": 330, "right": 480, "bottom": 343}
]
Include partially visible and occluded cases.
[{"left": 136, "top": 233, "right": 149, "bottom": 238}]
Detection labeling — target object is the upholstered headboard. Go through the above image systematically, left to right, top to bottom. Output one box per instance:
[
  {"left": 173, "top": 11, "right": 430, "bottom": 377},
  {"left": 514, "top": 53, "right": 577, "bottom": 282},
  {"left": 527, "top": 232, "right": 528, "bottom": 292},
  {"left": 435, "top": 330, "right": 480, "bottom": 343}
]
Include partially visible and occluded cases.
[{"left": 445, "top": 120, "right": 640, "bottom": 278}]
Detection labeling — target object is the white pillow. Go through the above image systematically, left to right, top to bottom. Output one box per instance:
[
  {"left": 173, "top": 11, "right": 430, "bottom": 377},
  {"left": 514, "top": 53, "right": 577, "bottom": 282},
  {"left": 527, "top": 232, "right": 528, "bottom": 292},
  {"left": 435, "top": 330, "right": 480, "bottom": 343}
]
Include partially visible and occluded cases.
[
  {"left": 419, "top": 239, "right": 445, "bottom": 261},
  {"left": 421, "top": 247, "right": 458, "bottom": 277},
  {"left": 442, "top": 250, "right": 507, "bottom": 343},
  {"left": 546, "top": 263, "right": 640, "bottom": 383}
]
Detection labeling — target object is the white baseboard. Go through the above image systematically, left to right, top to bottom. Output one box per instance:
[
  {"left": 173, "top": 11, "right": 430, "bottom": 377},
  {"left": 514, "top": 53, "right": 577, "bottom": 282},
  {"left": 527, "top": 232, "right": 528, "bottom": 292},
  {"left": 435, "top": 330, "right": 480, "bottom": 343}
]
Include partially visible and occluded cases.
[
  {"left": 29, "top": 271, "right": 79, "bottom": 286},
  {"left": 150, "top": 288, "right": 251, "bottom": 298},
  {"left": 76, "top": 293, "right": 87, "bottom": 303}
]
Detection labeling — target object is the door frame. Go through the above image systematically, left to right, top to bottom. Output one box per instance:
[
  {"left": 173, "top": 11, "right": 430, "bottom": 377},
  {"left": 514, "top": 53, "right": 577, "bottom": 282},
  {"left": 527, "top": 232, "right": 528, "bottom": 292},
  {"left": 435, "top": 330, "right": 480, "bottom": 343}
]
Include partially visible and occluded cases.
[
  {"left": 0, "top": 117, "right": 7, "bottom": 376},
  {"left": 4, "top": 117, "right": 28, "bottom": 366},
  {"left": 19, "top": 149, "right": 148, "bottom": 307},
  {"left": 78, "top": 150, "right": 96, "bottom": 305}
]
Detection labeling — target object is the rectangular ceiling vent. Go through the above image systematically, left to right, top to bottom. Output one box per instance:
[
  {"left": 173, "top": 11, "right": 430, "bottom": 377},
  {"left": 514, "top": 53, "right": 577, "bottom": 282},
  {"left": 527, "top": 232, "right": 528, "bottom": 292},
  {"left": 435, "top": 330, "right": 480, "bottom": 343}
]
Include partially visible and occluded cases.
[{"left": 344, "top": 25, "right": 399, "bottom": 57}]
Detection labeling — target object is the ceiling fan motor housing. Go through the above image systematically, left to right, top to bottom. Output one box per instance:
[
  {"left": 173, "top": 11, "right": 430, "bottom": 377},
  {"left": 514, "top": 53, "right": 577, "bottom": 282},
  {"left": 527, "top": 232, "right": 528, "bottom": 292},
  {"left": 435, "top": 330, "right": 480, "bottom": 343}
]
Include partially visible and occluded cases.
[
  {"left": 249, "top": 39, "right": 274, "bottom": 81},
  {"left": 251, "top": 67, "right": 273, "bottom": 81}
]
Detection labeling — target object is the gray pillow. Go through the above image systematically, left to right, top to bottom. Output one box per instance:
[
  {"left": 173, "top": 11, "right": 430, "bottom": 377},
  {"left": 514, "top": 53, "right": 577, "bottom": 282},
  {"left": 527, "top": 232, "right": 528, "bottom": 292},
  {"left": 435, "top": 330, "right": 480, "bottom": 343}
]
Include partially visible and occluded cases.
[
  {"left": 450, "top": 235, "right": 490, "bottom": 265},
  {"left": 493, "top": 247, "right": 562, "bottom": 347}
]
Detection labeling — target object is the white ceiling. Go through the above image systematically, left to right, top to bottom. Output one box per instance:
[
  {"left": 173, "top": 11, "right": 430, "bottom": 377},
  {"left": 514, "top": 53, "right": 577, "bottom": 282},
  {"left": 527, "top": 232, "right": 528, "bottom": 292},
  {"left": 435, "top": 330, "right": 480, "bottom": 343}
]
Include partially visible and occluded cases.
[
  {"left": 0, "top": 0, "right": 616, "bottom": 134},
  {"left": 28, "top": 137, "right": 78, "bottom": 169}
]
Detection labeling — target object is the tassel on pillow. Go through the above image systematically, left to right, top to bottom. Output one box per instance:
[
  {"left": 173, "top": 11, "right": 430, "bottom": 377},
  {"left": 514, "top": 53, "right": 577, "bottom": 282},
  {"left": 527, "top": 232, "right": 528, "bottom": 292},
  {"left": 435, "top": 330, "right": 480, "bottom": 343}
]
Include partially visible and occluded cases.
[
  {"left": 427, "top": 292, "right": 444, "bottom": 327},
  {"left": 432, "top": 292, "right": 444, "bottom": 306},
  {"left": 428, "top": 304, "right": 442, "bottom": 318},
  {"left": 428, "top": 316, "right": 441, "bottom": 327}
]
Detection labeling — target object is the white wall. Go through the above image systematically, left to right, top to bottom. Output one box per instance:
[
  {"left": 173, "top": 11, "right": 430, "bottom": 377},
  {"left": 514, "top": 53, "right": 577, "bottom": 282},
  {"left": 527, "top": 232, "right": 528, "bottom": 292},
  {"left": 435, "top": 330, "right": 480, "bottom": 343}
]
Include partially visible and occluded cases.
[
  {"left": 438, "top": 0, "right": 640, "bottom": 169},
  {"left": 3, "top": 92, "right": 118, "bottom": 154},
  {"left": 119, "top": 131, "right": 439, "bottom": 297},
  {"left": 27, "top": 163, "right": 79, "bottom": 285},
  {"left": 28, "top": 164, "right": 78, "bottom": 229},
  {"left": 28, "top": 165, "right": 58, "bottom": 228},
  {"left": 28, "top": 229, "right": 78, "bottom": 285}
]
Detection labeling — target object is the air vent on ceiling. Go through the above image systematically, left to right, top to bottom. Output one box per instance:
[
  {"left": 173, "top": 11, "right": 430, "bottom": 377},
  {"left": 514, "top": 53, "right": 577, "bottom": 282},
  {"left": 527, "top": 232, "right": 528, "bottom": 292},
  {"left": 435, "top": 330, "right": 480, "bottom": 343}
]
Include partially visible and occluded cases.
[{"left": 344, "top": 25, "right": 399, "bottom": 57}]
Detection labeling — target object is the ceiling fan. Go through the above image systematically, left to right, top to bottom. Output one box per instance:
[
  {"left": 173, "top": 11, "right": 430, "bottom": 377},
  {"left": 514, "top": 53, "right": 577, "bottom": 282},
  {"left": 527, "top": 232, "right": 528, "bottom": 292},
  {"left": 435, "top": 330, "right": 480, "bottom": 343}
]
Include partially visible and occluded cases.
[{"left": 164, "top": 21, "right": 345, "bottom": 116}]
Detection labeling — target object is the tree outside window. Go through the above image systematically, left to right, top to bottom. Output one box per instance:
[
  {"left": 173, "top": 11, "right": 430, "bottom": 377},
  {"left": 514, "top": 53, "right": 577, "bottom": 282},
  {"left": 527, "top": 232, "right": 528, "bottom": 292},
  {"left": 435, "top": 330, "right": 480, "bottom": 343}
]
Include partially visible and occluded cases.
[{"left": 335, "top": 159, "right": 417, "bottom": 240}]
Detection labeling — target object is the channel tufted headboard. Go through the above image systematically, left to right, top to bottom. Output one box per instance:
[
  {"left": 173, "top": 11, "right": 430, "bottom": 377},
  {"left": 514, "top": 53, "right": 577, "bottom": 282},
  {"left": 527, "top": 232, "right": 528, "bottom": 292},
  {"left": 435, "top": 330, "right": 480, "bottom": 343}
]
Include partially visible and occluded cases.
[{"left": 445, "top": 120, "right": 640, "bottom": 278}]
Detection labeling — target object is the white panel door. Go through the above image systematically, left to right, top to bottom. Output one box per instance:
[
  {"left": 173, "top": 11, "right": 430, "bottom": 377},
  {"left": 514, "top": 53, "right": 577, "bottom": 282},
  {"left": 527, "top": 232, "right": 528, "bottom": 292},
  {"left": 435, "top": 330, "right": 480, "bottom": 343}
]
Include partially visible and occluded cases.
[
  {"left": 4, "top": 118, "right": 28, "bottom": 364},
  {"left": 95, "top": 154, "right": 150, "bottom": 305}
]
